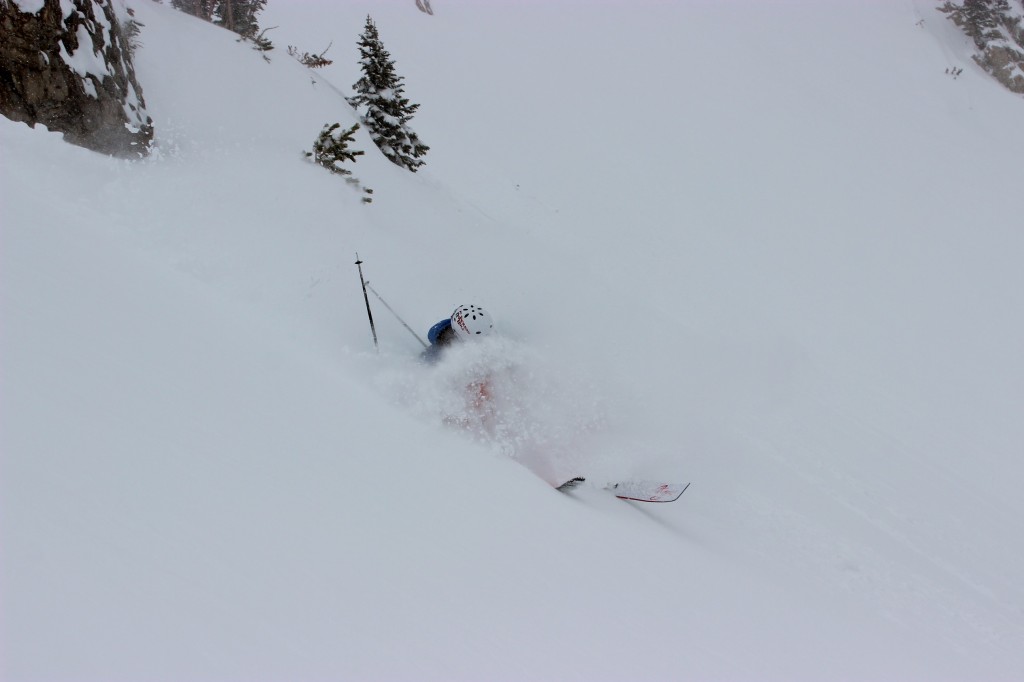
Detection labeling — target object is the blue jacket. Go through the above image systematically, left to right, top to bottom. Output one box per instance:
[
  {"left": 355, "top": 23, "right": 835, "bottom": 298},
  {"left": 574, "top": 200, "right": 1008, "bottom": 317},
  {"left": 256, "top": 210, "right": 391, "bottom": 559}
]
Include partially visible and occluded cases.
[
  {"left": 422, "top": 318, "right": 455, "bottom": 363},
  {"left": 427, "top": 318, "right": 451, "bottom": 345}
]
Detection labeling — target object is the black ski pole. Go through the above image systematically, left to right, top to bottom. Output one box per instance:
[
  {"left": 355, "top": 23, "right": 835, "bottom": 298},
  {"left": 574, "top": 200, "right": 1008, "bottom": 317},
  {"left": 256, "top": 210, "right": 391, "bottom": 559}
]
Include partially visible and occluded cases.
[{"left": 354, "top": 253, "right": 378, "bottom": 352}]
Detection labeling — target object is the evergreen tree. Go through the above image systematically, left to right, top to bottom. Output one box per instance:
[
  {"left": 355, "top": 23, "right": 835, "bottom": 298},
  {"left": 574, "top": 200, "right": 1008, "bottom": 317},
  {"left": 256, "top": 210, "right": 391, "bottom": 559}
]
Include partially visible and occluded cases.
[
  {"left": 169, "top": 0, "right": 267, "bottom": 40},
  {"left": 170, "top": 0, "right": 215, "bottom": 21},
  {"left": 214, "top": 0, "right": 266, "bottom": 39},
  {"left": 941, "top": 0, "right": 1012, "bottom": 48},
  {"left": 346, "top": 16, "right": 429, "bottom": 172},
  {"left": 288, "top": 43, "right": 333, "bottom": 69},
  {"left": 305, "top": 123, "right": 373, "bottom": 203}
]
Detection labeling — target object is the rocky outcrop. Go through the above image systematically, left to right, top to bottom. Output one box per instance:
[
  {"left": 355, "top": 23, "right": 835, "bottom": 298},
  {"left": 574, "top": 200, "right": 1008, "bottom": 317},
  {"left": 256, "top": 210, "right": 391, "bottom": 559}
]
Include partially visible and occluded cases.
[
  {"left": 0, "top": 0, "right": 153, "bottom": 156},
  {"left": 939, "top": 0, "right": 1024, "bottom": 96},
  {"left": 976, "top": 42, "right": 1024, "bottom": 94}
]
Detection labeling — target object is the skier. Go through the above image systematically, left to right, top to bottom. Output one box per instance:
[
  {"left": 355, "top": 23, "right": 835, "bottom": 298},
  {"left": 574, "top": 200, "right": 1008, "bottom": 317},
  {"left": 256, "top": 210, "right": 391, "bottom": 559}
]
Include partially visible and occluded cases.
[
  {"left": 422, "top": 304, "right": 494, "bottom": 364},
  {"left": 423, "top": 304, "right": 496, "bottom": 430}
]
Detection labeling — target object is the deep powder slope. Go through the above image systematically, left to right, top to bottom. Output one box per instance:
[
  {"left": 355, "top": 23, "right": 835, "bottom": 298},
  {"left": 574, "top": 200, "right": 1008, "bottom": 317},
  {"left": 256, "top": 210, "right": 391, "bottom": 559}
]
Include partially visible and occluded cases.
[{"left": 2, "top": 0, "right": 1023, "bottom": 680}]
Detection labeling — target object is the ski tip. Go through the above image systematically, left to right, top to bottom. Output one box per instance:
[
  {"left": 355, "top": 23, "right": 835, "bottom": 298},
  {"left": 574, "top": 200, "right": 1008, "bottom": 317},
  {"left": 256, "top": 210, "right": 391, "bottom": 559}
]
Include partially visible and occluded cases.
[{"left": 555, "top": 476, "right": 586, "bottom": 492}]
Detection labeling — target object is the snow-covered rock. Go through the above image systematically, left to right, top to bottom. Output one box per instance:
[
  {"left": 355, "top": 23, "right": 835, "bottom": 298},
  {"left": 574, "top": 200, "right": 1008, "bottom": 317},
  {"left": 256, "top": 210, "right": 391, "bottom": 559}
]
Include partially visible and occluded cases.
[{"left": 0, "top": 0, "right": 152, "bottom": 156}]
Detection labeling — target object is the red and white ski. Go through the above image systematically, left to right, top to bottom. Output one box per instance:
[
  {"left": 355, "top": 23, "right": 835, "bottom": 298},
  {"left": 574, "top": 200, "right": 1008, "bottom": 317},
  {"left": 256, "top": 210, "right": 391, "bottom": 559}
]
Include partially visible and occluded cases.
[
  {"left": 555, "top": 478, "right": 690, "bottom": 503},
  {"left": 606, "top": 480, "right": 690, "bottom": 503}
]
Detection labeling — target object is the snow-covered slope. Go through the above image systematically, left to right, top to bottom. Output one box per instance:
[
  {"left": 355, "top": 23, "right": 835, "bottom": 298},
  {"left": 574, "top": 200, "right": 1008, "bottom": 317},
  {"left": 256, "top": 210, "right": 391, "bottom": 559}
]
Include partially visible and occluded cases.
[{"left": 3, "top": 0, "right": 1023, "bottom": 679}]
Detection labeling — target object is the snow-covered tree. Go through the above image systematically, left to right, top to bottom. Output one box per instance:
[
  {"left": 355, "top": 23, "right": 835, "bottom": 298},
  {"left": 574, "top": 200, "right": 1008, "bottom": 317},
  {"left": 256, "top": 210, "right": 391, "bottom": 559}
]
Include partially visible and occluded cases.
[
  {"left": 941, "top": 0, "right": 1012, "bottom": 47},
  {"left": 346, "top": 16, "right": 429, "bottom": 172},
  {"left": 305, "top": 123, "right": 373, "bottom": 203}
]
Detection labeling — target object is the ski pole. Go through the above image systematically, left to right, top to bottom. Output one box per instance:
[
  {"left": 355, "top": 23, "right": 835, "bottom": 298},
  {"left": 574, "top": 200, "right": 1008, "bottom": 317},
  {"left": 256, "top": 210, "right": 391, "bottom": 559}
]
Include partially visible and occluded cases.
[
  {"left": 354, "top": 253, "right": 378, "bottom": 352},
  {"left": 364, "top": 281, "right": 429, "bottom": 349}
]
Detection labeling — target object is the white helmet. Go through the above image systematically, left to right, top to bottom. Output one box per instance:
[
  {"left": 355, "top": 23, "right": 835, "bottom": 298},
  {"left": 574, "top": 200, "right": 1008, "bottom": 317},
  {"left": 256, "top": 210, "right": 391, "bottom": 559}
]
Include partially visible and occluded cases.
[{"left": 450, "top": 304, "right": 494, "bottom": 339}]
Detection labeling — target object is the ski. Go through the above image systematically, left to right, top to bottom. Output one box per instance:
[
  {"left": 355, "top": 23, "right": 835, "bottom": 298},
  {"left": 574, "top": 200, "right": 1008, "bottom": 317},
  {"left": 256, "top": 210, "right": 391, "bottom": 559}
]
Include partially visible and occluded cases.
[
  {"left": 556, "top": 478, "right": 690, "bottom": 503},
  {"left": 606, "top": 480, "right": 690, "bottom": 503}
]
